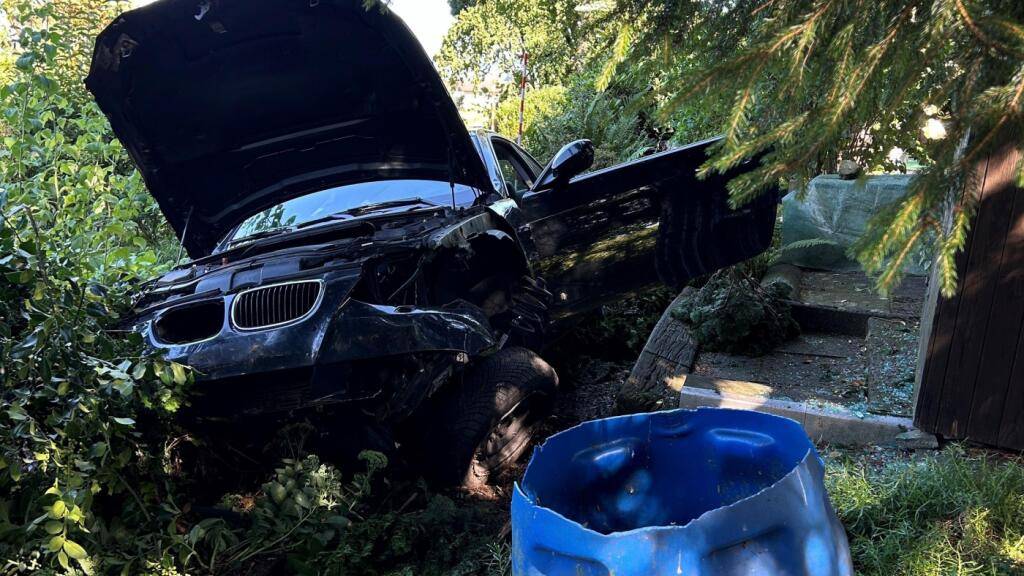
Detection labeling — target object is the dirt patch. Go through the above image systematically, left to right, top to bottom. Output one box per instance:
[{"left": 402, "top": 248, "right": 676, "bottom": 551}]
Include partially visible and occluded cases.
[
  {"left": 686, "top": 270, "right": 925, "bottom": 418},
  {"left": 799, "top": 271, "right": 927, "bottom": 317},
  {"left": 865, "top": 317, "right": 919, "bottom": 416},
  {"left": 692, "top": 332, "right": 868, "bottom": 405},
  {"left": 526, "top": 356, "right": 635, "bottom": 447}
]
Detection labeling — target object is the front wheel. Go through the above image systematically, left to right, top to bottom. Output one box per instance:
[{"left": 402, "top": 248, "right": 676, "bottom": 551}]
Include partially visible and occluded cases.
[{"left": 418, "top": 347, "right": 558, "bottom": 487}]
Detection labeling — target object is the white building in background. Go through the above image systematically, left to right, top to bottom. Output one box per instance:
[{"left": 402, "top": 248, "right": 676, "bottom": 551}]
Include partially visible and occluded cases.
[{"left": 449, "top": 75, "right": 503, "bottom": 131}]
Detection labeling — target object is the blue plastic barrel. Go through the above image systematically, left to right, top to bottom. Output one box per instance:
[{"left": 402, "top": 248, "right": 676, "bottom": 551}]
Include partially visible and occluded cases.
[{"left": 512, "top": 408, "right": 853, "bottom": 575}]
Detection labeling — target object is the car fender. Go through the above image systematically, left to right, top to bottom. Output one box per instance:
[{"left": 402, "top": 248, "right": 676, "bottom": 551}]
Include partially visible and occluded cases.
[{"left": 429, "top": 207, "right": 533, "bottom": 277}]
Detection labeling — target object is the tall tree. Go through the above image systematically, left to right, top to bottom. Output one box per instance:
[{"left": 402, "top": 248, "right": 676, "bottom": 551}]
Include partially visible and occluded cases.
[{"left": 436, "top": 0, "right": 589, "bottom": 88}]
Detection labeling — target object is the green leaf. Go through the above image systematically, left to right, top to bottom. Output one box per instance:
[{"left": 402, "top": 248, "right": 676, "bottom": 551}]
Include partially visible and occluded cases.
[
  {"left": 14, "top": 53, "right": 35, "bottom": 71},
  {"left": 131, "top": 362, "right": 147, "bottom": 380},
  {"left": 171, "top": 362, "right": 188, "bottom": 385},
  {"left": 158, "top": 364, "right": 173, "bottom": 385},
  {"left": 113, "top": 380, "right": 134, "bottom": 396},
  {"left": 7, "top": 405, "right": 27, "bottom": 421},
  {"left": 112, "top": 417, "right": 135, "bottom": 426},
  {"left": 75, "top": 459, "right": 96, "bottom": 472},
  {"left": 269, "top": 482, "right": 287, "bottom": 504},
  {"left": 50, "top": 500, "right": 66, "bottom": 519},
  {"left": 67, "top": 505, "right": 84, "bottom": 523},
  {"left": 326, "top": 515, "right": 350, "bottom": 529},
  {"left": 44, "top": 520, "right": 64, "bottom": 535},
  {"left": 47, "top": 535, "right": 65, "bottom": 552},
  {"left": 63, "top": 538, "right": 87, "bottom": 560},
  {"left": 57, "top": 550, "right": 69, "bottom": 570}
]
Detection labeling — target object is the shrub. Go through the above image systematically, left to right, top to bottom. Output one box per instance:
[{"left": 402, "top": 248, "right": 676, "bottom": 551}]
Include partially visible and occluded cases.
[{"left": 0, "top": 2, "right": 190, "bottom": 571}]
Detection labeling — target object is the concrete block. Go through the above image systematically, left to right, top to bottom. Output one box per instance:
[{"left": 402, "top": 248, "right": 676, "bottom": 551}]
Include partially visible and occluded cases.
[{"left": 679, "top": 386, "right": 938, "bottom": 449}]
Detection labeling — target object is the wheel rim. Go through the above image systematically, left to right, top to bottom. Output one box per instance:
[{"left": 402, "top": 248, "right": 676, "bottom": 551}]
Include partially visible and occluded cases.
[{"left": 478, "top": 392, "right": 550, "bottom": 471}]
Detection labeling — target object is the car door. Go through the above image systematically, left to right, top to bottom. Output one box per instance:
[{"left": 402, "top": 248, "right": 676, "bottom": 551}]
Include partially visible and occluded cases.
[{"left": 512, "top": 137, "right": 778, "bottom": 319}]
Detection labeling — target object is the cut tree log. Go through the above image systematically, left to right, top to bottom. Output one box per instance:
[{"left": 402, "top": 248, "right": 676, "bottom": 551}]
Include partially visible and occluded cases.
[{"left": 620, "top": 288, "right": 698, "bottom": 403}]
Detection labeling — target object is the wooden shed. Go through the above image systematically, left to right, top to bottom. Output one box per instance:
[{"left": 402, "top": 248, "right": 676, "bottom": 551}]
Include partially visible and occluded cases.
[{"left": 915, "top": 138, "right": 1024, "bottom": 451}]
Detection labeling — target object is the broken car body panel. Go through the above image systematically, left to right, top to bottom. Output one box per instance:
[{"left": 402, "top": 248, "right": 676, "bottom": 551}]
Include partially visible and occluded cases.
[{"left": 132, "top": 205, "right": 508, "bottom": 415}]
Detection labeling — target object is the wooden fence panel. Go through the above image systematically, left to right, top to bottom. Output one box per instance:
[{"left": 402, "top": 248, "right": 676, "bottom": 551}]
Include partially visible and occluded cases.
[
  {"left": 916, "top": 138, "right": 1024, "bottom": 451},
  {"left": 969, "top": 150, "right": 1024, "bottom": 445},
  {"left": 999, "top": 321, "right": 1024, "bottom": 448}
]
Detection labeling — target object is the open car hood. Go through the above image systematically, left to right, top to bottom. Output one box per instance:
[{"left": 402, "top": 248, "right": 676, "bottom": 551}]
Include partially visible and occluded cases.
[{"left": 86, "top": 0, "right": 491, "bottom": 257}]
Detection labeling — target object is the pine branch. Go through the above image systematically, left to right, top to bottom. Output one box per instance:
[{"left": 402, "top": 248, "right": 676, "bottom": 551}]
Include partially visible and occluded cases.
[{"left": 955, "top": 0, "right": 1016, "bottom": 55}]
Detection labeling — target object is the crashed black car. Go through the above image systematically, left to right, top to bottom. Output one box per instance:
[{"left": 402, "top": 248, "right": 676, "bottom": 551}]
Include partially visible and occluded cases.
[{"left": 86, "top": 0, "right": 777, "bottom": 484}]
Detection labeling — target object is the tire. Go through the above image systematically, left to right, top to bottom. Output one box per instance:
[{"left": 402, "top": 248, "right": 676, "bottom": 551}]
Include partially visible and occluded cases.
[{"left": 420, "top": 347, "right": 558, "bottom": 487}]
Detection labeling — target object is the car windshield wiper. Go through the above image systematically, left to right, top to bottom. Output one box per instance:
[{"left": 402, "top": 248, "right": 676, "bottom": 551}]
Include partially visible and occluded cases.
[
  {"left": 344, "top": 197, "right": 437, "bottom": 216},
  {"left": 295, "top": 198, "right": 437, "bottom": 230},
  {"left": 226, "top": 225, "right": 293, "bottom": 247}
]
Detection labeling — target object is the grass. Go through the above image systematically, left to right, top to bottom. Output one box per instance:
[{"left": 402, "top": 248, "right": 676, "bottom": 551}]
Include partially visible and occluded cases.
[{"left": 826, "top": 447, "right": 1024, "bottom": 575}]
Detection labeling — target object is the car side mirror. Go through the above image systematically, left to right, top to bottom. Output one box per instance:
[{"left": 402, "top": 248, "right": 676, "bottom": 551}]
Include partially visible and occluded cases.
[{"left": 532, "top": 140, "right": 595, "bottom": 192}]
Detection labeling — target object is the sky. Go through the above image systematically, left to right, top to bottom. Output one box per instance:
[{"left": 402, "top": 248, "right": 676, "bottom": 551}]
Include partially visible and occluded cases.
[
  {"left": 131, "top": 0, "right": 455, "bottom": 58},
  {"left": 388, "top": 0, "right": 454, "bottom": 57}
]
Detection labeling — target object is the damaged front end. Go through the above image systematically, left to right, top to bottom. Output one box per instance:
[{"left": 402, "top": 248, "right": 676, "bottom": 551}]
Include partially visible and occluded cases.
[{"left": 131, "top": 209, "right": 517, "bottom": 422}]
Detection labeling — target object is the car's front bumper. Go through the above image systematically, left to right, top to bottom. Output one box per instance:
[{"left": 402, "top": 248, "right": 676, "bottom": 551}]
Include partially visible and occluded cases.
[{"left": 141, "top": 269, "right": 497, "bottom": 413}]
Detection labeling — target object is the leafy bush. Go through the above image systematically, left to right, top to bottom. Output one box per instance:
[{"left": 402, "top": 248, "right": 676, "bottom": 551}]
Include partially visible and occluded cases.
[
  {"left": 0, "top": 2, "right": 193, "bottom": 572},
  {"left": 517, "top": 71, "right": 660, "bottom": 169},
  {"left": 493, "top": 84, "right": 567, "bottom": 157},
  {"left": 672, "top": 269, "right": 799, "bottom": 356},
  {"left": 170, "top": 453, "right": 386, "bottom": 575},
  {"left": 323, "top": 486, "right": 509, "bottom": 575}
]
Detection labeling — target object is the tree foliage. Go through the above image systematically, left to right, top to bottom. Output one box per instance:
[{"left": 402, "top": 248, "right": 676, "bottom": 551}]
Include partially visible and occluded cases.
[
  {"left": 436, "top": 0, "right": 589, "bottom": 88},
  {"left": 438, "top": 0, "right": 680, "bottom": 166},
  {"left": 444, "top": 0, "right": 1024, "bottom": 295},
  {"left": 446, "top": 0, "right": 477, "bottom": 16},
  {"left": 598, "top": 0, "right": 1024, "bottom": 295},
  {"left": 0, "top": 1, "right": 193, "bottom": 572},
  {"left": 509, "top": 72, "right": 661, "bottom": 167}
]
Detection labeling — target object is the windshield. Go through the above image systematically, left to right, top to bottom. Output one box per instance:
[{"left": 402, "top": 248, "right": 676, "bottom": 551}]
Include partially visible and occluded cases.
[{"left": 227, "top": 180, "right": 477, "bottom": 244}]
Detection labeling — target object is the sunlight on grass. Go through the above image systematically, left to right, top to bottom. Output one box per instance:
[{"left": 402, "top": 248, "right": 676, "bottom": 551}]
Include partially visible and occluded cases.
[{"left": 827, "top": 447, "right": 1024, "bottom": 575}]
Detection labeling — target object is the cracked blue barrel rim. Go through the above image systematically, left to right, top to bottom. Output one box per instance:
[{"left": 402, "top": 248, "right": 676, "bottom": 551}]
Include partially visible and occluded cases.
[{"left": 511, "top": 407, "right": 853, "bottom": 575}]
